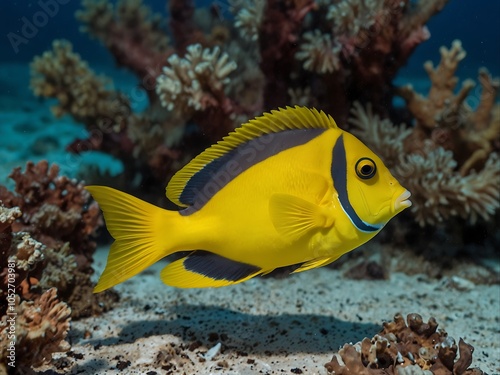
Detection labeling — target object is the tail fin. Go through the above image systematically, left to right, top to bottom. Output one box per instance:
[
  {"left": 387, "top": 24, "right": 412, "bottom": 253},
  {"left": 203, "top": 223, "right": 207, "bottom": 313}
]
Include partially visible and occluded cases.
[{"left": 86, "top": 186, "right": 178, "bottom": 293}]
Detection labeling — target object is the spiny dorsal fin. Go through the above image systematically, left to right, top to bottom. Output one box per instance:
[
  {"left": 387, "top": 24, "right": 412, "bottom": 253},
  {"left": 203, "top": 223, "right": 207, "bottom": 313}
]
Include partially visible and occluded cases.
[{"left": 166, "top": 106, "right": 338, "bottom": 207}]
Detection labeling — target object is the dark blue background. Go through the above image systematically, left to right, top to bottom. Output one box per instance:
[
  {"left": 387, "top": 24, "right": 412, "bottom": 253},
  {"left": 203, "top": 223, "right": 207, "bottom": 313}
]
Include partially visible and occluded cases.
[{"left": 1, "top": 1, "right": 499, "bottom": 78}]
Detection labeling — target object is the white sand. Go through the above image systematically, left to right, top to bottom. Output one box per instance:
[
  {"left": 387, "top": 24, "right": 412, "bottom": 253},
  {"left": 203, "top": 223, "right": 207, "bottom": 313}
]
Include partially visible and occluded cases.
[{"left": 51, "top": 246, "right": 500, "bottom": 374}]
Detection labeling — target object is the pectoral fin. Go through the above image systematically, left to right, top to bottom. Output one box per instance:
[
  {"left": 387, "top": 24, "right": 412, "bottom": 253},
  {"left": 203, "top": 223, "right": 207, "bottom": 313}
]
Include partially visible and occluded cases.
[
  {"left": 269, "top": 194, "right": 334, "bottom": 242},
  {"left": 161, "top": 251, "right": 262, "bottom": 288}
]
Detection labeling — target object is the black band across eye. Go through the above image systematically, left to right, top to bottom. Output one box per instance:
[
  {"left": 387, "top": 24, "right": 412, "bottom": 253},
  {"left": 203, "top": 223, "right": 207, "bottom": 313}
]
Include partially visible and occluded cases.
[{"left": 355, "top": 158, "right": 376, "bottom": 179}]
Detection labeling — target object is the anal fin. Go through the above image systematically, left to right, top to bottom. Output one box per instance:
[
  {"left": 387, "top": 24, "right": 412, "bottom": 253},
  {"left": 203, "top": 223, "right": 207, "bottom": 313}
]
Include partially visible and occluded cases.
[{"left": 161, "top": 251, "right": 262, "bottom": 288}]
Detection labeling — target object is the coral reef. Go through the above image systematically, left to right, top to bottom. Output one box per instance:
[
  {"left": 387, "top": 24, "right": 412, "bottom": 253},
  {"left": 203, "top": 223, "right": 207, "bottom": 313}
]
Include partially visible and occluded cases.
[
  {"left": 29, "top": 0, "right": 448, "bottom": 190},
  {"left": 76, "top": 0, "right": 171, "bottom": 85},
  {"left": 231, "top": 0, "right": 266, "bottom": 42},
  {"left": 28, "top": 1, "right": 498, "bottom": 265},
  {"left": 296, "top": 30, "right": 342, "bottom": 74},
  {"left": 30, "top": 39, "right": 136, "bottom": 172},
  {"left": 397, "top": 40, "right": 500, "bottom": 176},
  {"left": 349, "top": 41, "right": 500, "bottom": 227},
  {"left": 155, "top": 43, "right": 238, "bottom": 140},
  {"left": 0, "top": 161, "right": 118, "bottom": 319},
  {"left": 0, "top": 161, "right": 121, "bottom": 373},
  {"left": 1, "top": 203, "right": 47, "bottom": 319},
  {"left": 0, "top": 204, "right": 72, "bottom": 373},
  {"left": 0, "top": 288, "right": 71, "bottom": 374},
  {"left": 325, "top": 313, "right": 484, "bottom": 375}
]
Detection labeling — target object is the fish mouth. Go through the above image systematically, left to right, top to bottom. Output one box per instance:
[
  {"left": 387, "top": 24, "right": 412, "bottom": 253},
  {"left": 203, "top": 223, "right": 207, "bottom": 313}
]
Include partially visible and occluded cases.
[{"left": 394, "top": 189, "right": 412, "bottom": 212}]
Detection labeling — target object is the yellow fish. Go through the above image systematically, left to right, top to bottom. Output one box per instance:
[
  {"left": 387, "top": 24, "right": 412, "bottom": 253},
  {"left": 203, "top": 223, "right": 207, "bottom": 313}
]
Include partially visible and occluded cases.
[{"left": 87, "top": 106, "right": 411, "bottom": 292}]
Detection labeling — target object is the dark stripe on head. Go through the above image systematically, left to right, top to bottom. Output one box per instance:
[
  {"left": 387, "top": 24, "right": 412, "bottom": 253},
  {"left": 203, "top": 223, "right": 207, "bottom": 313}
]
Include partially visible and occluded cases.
[
  {"left": 180, "top": 128, "right": 325, "bottom": 215},
  {"left": 331, "top": 135, "right": 381, "bottom": 233},
  {"left": 183, "top": 251, "right": 261, "bottom": 281}
]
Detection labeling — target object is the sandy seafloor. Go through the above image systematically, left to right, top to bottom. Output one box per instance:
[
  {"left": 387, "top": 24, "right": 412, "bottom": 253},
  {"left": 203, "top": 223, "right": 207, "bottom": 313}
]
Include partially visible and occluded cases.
[
  {"left": 1, "top": 63, "right": 499, "bottom": 374},
  {"left": 47, "top": 246, "right": 499, "bottom": 375}
]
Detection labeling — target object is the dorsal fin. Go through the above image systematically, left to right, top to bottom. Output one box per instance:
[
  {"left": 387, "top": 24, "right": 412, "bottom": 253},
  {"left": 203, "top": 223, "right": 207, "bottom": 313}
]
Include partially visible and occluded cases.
[{"left": 166, "top": 106, "right": 339, "bottom": 207}]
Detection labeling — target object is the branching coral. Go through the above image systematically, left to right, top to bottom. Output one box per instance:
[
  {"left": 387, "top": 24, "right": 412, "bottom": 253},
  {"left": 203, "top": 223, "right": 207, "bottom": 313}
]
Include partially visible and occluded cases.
[
  {"left": 31, "top": 0, "right": 453, "bottom": 187},
  {"left": 77, "top": 0, "right": 171, "bottom": 83},
  {"left": 230, "top": 0, "right": 266, "bottom": 41},
  {"left": 294, "top": 0, "right": 448, "bottom": 115},
  {"left": 326, "top": 0, "right": 385, "bottom": 38},
  {"left": 31, "top": 1, "right": 498, "bottom": 235},
  {"left": 31, "top": 1, "right": 251, "bottom": 184},
  {"left": 296, "top": 30, "right": 342, "bottom": 73},
  {"left": 30, "top": 38, "right": 191, "bottom": 185},
  {"left": 30, "top": 39, "right": 135, "bottom": 160},
  {"left": 31, "top": 39, "right": 129, "bottom": 123},
  {"left": 349, "top": 40, "right": 500, "bottom": 227},
  {"left": 397, "top": 40, "right": 500, "bottom": 176},
  {"left": 156, "top": 43, "right": 239, "bottom": 140},
  {"left": 156, "top": 44, "right": 237, "bottom": 113},
  {"left": 350, "top": 102, "right": 500, "bottom": 226},
  {"left": 396, "top": 149, "right": 499, "bottom": 226},
  {"left": 0, "top": 161, "right": 118, "bottom": 318},
  {"left": 0, "top": 161, "right": 100, "bottom": 257},
  {"left": 0, "top": 205, "right": 44, "bottom": 312},
  {"left": 0, "top": 205, "right": 73, "bottom": 373},
  {"left": 0, "top": 205, "right": 21, "bottom": 234},
  {"left": 0, "top": 205, "right": 71, "bottom": 374},
  {"left": 9, "top": 233, "right": 45, "bottom": 281},
  {"left": 38, "top": 243, "right": 77, "bottom": 293},
  {"left": 0, "top": 288, "right": 71, "bottom": 373},
  {"left": 325, "top": 313, "right": 484, "bottom": 374}
]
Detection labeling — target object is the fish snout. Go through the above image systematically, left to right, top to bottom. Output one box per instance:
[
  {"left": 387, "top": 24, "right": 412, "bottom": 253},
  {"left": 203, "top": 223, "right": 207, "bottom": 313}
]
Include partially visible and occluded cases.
[{"left": 394, "top": 189, "right": 412, "bottom": 212}]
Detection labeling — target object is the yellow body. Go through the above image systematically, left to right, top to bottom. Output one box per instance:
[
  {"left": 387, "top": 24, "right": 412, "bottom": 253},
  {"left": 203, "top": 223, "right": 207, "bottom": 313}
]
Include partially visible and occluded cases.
[{"left": 87, "top": 107, "right": 411, "bottom": 292}]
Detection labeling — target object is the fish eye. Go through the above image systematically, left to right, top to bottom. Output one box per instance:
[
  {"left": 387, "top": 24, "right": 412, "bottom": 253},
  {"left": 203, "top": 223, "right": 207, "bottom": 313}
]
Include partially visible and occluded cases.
[{"left": 355, "top": 158, "right": 377, "bottom": 179}]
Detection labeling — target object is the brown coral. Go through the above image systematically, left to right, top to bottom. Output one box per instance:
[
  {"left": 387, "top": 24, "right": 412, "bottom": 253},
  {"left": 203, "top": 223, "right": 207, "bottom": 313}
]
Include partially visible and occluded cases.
[
  {"left": 30, "top": 0, "right": 455, "bottom": 193},
  {"left": 77, "top": 0, "right": 171, "bottom": 85},
  {"left": 259, "top": 0, "right": 316, "bottom": 110},
  {"left": 297, "top": 0, "right": 449, "bottom": 117},
  {"left": 31, "top": 1, "right": 499, "bottom": 236},
  {"left": 30, "top": 4, "right": 244, "bottom": 185},
  {"left": 30, "top": 39, "right": 135, "bottom": 161},
  {"left": 397, "top": 40, "right": 500, "bottom": 176},
  {"left": 349, "top": 43, "right": 500, "bottom": 228},
  {"left": 0, "top": 160, "right": 100, "bottom": 259},
  {"left": 0, "top": 161, "right": 118, "bottom": 318},
  {"left": 0, "top": 203, "right": 45, "bottom": 310},
  {"left": 0, "top": 288, "right": 71, "bottom": 373},
  {"left": 325, "top": 313, "right": 484, "bottom": 375}
]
